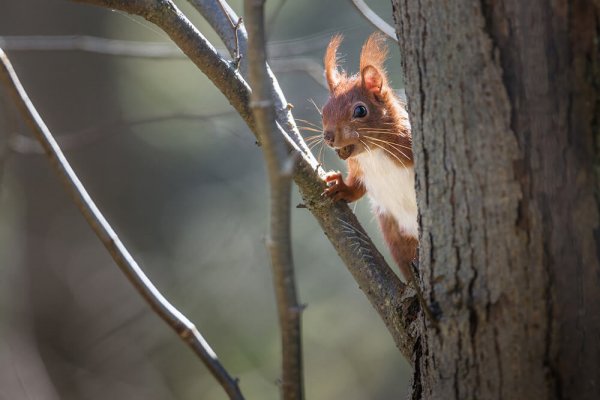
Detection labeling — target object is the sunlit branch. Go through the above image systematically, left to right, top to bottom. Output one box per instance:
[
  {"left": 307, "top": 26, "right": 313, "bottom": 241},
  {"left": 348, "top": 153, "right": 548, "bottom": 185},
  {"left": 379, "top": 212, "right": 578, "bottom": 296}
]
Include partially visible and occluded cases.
[
  {"left": 73, "top": 0, "right": 418, "bottom": 361},
  {"left": 185, "top": 0, "right": 317, "bottom": 165},
  {"left": 350, "top": 0, "right": 397, "bottom": 41},
  {"left": 0, "top": 35, "right": 329, "bottom": 88},
  {"left": 0, "top": 35, "right": 185, "bottom": 58},
  {"left": 0, "top": 48, "right": 245, "bottom": 400},
  {"left": 270, "top": 57, "right": 327, "bottom": 89},
  {"left": 7, "top": 111, "right": 236, "bottom": 154}
]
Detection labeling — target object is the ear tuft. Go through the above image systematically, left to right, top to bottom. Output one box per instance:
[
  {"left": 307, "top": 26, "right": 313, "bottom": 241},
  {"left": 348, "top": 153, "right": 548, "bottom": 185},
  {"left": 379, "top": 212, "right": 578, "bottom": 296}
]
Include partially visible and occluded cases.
[
  {"left": 359, "top": 32, "right": 389, "bottom": 73},
  {"left": 359, "top": 33, "right": 389, "bottom": 96},
  {"left": 324, "top": 34, "right": 344, "bottom": 92}
]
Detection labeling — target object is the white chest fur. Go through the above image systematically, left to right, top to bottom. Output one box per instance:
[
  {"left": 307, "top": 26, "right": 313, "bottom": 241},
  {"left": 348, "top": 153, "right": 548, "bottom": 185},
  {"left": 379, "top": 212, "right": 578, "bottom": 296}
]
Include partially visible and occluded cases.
[{"left": 355, "top": 149, "right": 419, "bottom": 238}]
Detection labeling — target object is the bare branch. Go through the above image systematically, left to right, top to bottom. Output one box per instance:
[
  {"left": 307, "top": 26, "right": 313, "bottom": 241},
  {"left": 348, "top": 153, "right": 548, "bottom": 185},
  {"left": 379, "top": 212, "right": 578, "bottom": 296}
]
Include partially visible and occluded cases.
[
  {"left": 72, "top": 0, "right": 417, "bottom": 359},
  {"left": 185, "top": 0, "right": 314, "bottom": 163},
  {"left": 187, "top": 0, "right": 248, "bottom": 70},
  {"left": 215, "top": 0, "right": 243, "bottom": 68},
  {"left": 245, "top": 0, "right": 304, "bottom": 398},
  {"left": 350, "top": 0, "right": 397, "bottom": 41},
  {"left": 268, "top": 32, "right": 333, "bottom": 58},
  {"left": 0, "top": 33, "right": 333, "bottom": 59},
  {"left": 0, "top": 35, "right": 185, "bottom": 58},
  {"left": 0, "top": 35, "right": 328, "bottom": 87},
  {"left": 0, "top": 35, "right": 323, "bottom": 91},
  {"left": 0, "top": 48, "right": 245, "bottom": 400},
  {"left": 270, "top": 57, "right": 327, "bottom": 89},
  {"left": 7, "top": 111, "right": 236, "bottom": 154}
]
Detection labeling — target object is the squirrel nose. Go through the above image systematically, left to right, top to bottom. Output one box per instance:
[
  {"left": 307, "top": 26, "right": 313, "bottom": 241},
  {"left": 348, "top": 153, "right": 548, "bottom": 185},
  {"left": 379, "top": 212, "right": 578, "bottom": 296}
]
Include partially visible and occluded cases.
[{"left": 324, "top": 130, "right": 335, "bottom": 145}]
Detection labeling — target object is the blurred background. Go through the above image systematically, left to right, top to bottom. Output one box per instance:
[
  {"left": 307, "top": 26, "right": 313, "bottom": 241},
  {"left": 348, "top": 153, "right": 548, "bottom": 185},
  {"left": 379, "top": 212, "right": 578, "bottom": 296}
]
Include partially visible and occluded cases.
[{"left": 0, "top": 1, "right": 410, "bottom": 399}]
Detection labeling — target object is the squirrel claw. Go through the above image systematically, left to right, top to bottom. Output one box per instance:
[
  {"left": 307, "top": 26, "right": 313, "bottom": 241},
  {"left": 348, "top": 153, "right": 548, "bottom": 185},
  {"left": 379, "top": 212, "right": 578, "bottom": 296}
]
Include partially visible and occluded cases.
[
  {"left": 324, "top": 171, "right": 342, "bottom": 182},
  {"left": 323, "top": 175, "right": 349, "bottom": 202}
]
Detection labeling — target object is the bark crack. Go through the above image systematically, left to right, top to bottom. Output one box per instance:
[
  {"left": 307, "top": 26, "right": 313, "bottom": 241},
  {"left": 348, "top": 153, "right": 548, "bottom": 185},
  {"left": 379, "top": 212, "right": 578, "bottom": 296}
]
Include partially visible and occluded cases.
[
  {"left": 542, "top": 235, "right": 562, "bottom": 400},
  {"left": 492, "top": 324, "right": 503, "bottom": 400},
  {"left": 410, "top": 337, "right": 423, "bottom": 400}
]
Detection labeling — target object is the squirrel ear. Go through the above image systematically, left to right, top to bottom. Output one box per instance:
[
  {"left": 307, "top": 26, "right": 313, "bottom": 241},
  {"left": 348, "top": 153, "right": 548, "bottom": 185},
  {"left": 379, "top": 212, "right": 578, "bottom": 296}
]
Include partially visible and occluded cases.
[
  {"left": 359, "top": 33, "right": 388, "bottom": 96},
  {"left": 324, "top": 34, "right": 344, "bottom": 92},
  {"left": 361, "top": 65, "right": 386, "bottom": 95}
]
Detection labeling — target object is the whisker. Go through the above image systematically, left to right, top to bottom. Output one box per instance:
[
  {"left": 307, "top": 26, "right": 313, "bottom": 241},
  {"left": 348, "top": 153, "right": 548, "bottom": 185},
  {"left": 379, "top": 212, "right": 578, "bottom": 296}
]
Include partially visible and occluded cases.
[
  {"left": 308, "top": 99, "right": 323, "bottom": 116},
  {"left": 296, "top": 118, "right": 322, "bottom": 129},
  {"left": 375, "top": 121, "right": 400, "bottom": 126},
  {"left": 355, "top": 125, "right": 399, "bottom": 131},
  {"left": 357, "top": 125, "right": 396, "bottom": 129},
  {"left": 298, "top": 126, "right": 322, "bottom": 133},
  {"left": 356, "top": 127, "right": 398, "bottom": 133},
  {"left": 354, "top": 130, "right": 374, "bottom": 157},
  {"left": 357, "top": 130, "right": 402, "bottom": 136},
  {"left": 360, "top": 130, "right": 411, "bottom": 140},
  {"left": 303, "top": 133, "right": 322, "bottom": 140},
  {"left": 306, "top": 133, "right": 323, "bottom": 142},
  {"left": 361, "top": 134, "right": 413, "bottom": 150},
  {"left": 363, "top": 135, "right": 398, "bottom": 147},
  {"left": 364, "top": 135, "right": 413, "bottom": 155},
  {"left": 364, "top": 135, "right": 410, "bottom": 148},
  {"left": 359, "top": 138, "right": 373, "bottom": 157},
  {"left": 306, "top": 139, "right": 323, "bottom": 148},
  {"left": 308, "top": 139, "right": 323, "bottom": 150},
  {"left": 365, "top": 139, "right": 407, "bottom": 168},
  {"left": 318, "top": 142, "right": 325, "bottom": 166},
  {"left": 373, "top": 142, "right": 406, "bottom": 169},
  {"left": 308, "top": 144, "right": 321, "bottom": 153}
]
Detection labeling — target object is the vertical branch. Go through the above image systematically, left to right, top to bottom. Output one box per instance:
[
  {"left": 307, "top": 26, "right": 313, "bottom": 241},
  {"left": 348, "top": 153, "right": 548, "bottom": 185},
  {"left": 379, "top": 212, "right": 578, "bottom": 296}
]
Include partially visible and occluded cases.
[
  {"left": 74, "top": 0, "right": 417, "bottom": 359},
  {"left": 186, "top": 0, "right": 316, "bottom": 165},
  {"left": 244, "top": 1, "right": 304, "bottom": 399},
  {"left": 0, "top": 48, "right": 245, "bottom": 400}
]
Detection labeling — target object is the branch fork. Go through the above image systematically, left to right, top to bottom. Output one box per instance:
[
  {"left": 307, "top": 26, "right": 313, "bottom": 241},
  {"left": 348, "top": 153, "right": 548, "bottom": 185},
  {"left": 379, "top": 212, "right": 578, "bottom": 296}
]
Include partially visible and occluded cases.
[{"left": 5, "top": 0, "right": 423, "bottom": 398}]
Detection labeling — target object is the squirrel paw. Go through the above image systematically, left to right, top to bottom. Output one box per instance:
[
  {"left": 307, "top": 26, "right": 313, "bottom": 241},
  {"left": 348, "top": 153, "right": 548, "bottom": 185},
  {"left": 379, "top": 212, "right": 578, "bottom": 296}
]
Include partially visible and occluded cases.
[{"left": 322, "top": 171, "right": 352, "bottom": 202}]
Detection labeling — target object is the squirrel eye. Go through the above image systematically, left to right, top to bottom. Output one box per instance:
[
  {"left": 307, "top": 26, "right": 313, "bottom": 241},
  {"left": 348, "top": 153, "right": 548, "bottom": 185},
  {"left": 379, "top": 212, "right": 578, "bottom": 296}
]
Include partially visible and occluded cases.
[{"left": 352, "top": 104, "right": 368, "bottom": 119}]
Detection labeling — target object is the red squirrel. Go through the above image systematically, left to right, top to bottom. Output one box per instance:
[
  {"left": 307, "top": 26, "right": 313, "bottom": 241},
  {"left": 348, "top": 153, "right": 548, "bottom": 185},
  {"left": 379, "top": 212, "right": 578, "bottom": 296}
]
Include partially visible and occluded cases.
[{"left": 321, "top": 33, "right": 418, "bottom": 281}]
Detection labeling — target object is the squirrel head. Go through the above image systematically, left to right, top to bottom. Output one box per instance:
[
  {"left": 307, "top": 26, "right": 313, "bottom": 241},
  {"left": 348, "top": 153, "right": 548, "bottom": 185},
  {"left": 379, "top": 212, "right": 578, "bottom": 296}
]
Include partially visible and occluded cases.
[{"left": 322, "top": 33, "right": 404, "bottom": 160}]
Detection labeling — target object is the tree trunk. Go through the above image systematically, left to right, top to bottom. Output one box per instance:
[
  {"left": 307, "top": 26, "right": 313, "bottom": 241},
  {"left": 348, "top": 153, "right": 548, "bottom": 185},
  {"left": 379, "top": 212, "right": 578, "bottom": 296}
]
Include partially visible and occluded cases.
[{"left": 392, "top": 1, "right": 600, "bottom": 399}]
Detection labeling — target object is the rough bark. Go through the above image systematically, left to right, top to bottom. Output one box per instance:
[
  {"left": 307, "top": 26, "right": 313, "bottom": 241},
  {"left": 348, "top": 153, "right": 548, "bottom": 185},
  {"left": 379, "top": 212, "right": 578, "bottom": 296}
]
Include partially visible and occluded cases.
[{"left": 392, "top": 0, "right": 600, "bottom": 399}]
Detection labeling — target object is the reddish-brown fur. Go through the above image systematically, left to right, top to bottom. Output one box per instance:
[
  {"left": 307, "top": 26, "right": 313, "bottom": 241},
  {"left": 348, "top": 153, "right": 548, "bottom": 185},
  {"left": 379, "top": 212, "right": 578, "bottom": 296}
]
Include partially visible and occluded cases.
[
  {"left": 321, "top": 33, "right": 418, "bottom": 280},
  {"left": 378, "top": 213, "right": 418, "bottom": 280}
]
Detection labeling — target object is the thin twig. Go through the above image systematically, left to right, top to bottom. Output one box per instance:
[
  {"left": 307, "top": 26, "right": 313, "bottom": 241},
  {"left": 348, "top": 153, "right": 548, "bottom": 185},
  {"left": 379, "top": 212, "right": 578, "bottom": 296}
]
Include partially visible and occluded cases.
[
  {"left": 72, "top": 0, "right": 417, "bottom": 360},
  {"left": 185, "top": 0, "right": 316, "bottom": 163},
  {"left": 186, "top": 0, "right": 248, "bottom": 75},
  {"left": 215, "top": 0, "right": 243, "bottom": 68},
  {"left": 245, "top": 0, "right": 304, "bottom": 398},
  {"left": 266, "top": 0, "right": 289, "bottom": 36},
  {"left": 350, "top": 0, "right": 397, "bottom": 41},
  {"left": 0, "top": 31, "right": 338, "bottom": 59},
  {"left": 0, "top": 35, "right": 329, "bottom": 88},
  {"left": 0, "top": 35, "right": 185, "bottom": 58},
  {"left": 0, "top": 48, "right": 245, "bottom": 400},
  {"left": 270, "top": 57, "right": 327, "bottom": 89},
  {"left": 8, "top": 111, "right": 237, "bottom": 154}
]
